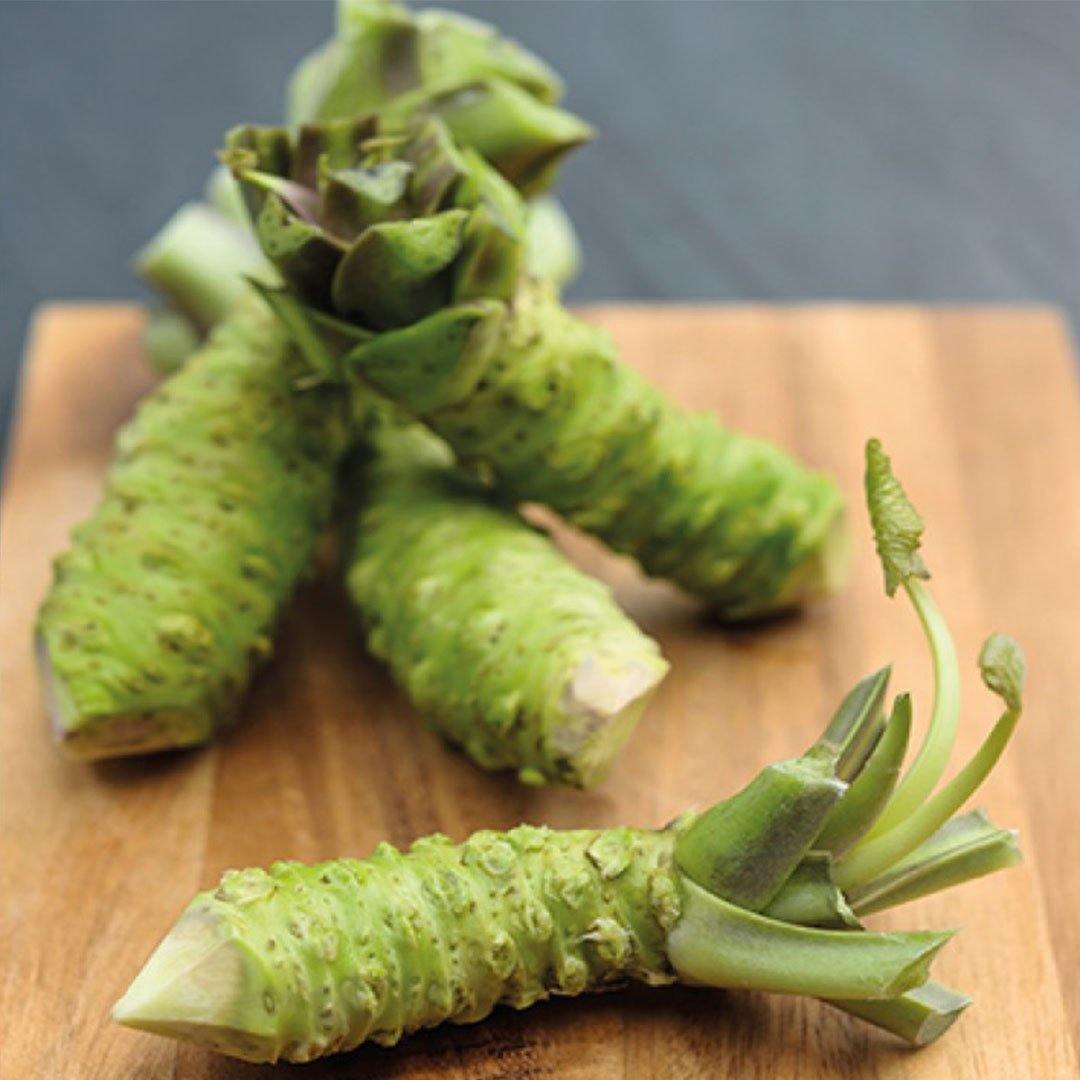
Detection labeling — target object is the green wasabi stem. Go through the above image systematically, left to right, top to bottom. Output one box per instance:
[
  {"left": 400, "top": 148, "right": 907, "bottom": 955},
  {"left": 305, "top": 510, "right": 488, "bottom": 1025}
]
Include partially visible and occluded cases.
[
  {"left": 99, "top": 0, "right": 586, "bottom": 767},
  {"left": 137, "top": 0, "right": 584, "bottom": 371},
  {"left": 138, "top": 0, "right": 583, "bottom": 371},
  {"left": 290, "top": 0, "right": 564, "bottom": 125},
  {"left": 287, "top": 1, "right": 588, "bottom": 265},
  {"left": 404, "top": 5, "right": 563, "bottom": 103},
  {"left": 379, "top": 78, "right": 593, "bottom": 198},
  {"left": 224, "top": 114, "right": 528, "bottom": 327},
  {"left": 228, "top": 114, "right": 848, "bottom": 620},
  {"left": 131, "top": 157, "right": 625, "bottom": 784},
  {"left": 205, "top": 166, "right": 250, "bottom": 228},
  {"left": 206, "top": 181, "right": 568, "bottom": 352},
  {"left": 524, "top": 195, "right": 581, "bottom": 289},
  {"left": 134, "top": 199, "right": 278, "bottom": 373},
  {"left": 135, "top": 203, "right": 270, "bottom": 332},
  {"left": 333, "top": 206, "right": 475, "bottom": 327},
  {"left": 249, "top": 279, "right": 374, "bottom": 389},
  {"left": 35, "top": 294, "right": 352, "bottom": 759},
  {"left": 142, "top": 308, "right": 202, "bottom": 376},
  {"left": 343, "top": 425, "right": 669, "bottom": 788},
  {"left": 691, "top": 440, "right": 1025, "bottom": 1046},
  {"left": 821, "top": 442, "right": 1026, "bottom": 888},
  {"left": 113, "top": 443, "right": 1028, "bottom": 1059},
  {"left": 864, "top": 580, "right": 961, "bottom": 835},
  {"left": 834, "top": 633, "right": 1024, "bottom": 890},
  {"left": 805, "top": 667, "right": 891, "bottom": 781},
  {"left": 677, "top": 669, "right": 950, "bottom": 1044},
  {"left": 814, "top": 693, "right": 913, "bottom": 855},
  {"left": 113, "top": 754, "right": 950, "bottom": 1064},
  {"left": 674, "top": 760, "right": 844, "bottom": 910},
  {"left": 849, "top": 809, "right": 1021, "bottom": 917},
  {"left": 767, "top": 810, "right": 1019, "bottom": 927},
  {"left": 761, "top": 854, "right": 858, "bottom": 929},
  {"left": 760, "top": 859, "right": 973, "bottom": 1045},
  {"left": 667, "top": 879, "right": 951, "bottom": 1001},
  {"left": 833, "top": 983, "right": 972, "bottom": 1047}
]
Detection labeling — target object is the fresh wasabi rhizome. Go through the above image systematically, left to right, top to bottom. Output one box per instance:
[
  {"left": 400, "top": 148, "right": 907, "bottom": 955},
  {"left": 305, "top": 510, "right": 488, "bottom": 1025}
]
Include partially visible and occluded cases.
[{"left": 114, "top": 442, "right": 1024, "bottom": 1061}]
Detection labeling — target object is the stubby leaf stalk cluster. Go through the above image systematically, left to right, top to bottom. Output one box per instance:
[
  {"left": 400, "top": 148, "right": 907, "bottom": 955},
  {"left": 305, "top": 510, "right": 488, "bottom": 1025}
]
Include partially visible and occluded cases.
[
  {"left": 139, "top": 0, "right": 587, "bottom": 373},
  {"left": 226, "top": 107, "right": 849, "bottom": 621},
  {"left": 114, "top": 442, "right": 1024, "bottom": 1061}
]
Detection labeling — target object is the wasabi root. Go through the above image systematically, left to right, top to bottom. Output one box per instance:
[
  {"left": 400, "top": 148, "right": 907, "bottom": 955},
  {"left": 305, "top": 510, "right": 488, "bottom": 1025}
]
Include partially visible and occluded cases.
[
  {"left": 227, "top": 114, "right": 848, "bottom": 619},
  {"left": 36, "top": 295, "right": 351, "bottom": 759},
  {"left": 344, "top": 426, "right": 668, "bottom": 787},
  {"left": 114, "top": 440, "right": 1023, "bottom": 1061}
]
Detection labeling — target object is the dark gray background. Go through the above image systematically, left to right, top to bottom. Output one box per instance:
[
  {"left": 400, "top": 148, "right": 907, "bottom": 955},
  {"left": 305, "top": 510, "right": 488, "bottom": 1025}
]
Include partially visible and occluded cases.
[{"left": 3, "top": 1, "right": 1079, "bottom": 462}]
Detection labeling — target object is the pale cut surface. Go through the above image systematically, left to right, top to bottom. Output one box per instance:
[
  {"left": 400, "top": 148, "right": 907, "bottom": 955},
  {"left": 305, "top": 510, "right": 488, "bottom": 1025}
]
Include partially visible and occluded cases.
[
  {"left": 1, "top": 303, "right": 1078, "bottom": 1078},
  {"left": 40, "top": 638, "right": 208, "bottom": 760},
  {"left": 554, "top": 654, "right": 667, "bottom": 787},
  {"left": 113, "top": 912, "right": 279, "bottom": 1063},
  {"left": 113, "top": 913, "right": 245, "bottom": 1029}
]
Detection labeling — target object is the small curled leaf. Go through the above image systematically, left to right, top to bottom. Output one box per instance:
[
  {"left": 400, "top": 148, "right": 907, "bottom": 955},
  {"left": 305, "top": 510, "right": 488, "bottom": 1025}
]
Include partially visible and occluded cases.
[
  {"left": 864, "top": 439, "right": 929, "bottom": 597},
  {"left": 978, "top": 633, "right": 1025, "bottom": 712}
]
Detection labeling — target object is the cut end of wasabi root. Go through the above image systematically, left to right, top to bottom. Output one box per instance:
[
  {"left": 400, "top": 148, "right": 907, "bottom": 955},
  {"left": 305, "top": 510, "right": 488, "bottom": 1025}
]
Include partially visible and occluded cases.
[
  {"left": 37, "top": 639, "right": 211, "bottom": 761},
  {"left": 547, "top": 654, "right": 669, "bottom": 788},
  {"left": 56, "top": 712, "right": 210, "bottom": 762},
  {"left": 113, "top": 910, "right": 281, "bottom": 1064}
]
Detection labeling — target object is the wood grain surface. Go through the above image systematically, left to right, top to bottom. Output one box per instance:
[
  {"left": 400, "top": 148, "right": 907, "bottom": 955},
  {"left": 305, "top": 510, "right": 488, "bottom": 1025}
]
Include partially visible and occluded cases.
[{"left": 2, "top": 304, "right": 1078, "bottom": 1079}]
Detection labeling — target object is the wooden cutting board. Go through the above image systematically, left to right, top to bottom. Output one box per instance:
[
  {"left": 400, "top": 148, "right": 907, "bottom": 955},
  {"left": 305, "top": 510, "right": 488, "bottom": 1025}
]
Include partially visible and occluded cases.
[{"left": 2, "top": 304, "right": 1078, "bottom": 1079}]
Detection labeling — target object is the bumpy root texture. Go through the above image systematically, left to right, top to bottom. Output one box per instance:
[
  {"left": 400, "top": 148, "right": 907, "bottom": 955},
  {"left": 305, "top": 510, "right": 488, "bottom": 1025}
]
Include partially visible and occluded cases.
[
  {"left": 118, "top": 10, "right": 630, "bottom": 786},
  {"left": 227, "top": 107, "right": 850, "bottom": 619},
  {"left": 343, "top": 281, "right": 849, "bottom": 621},
  {"left": 36, "top": 295, "right": 352, "bottom": 759},
  {"left": 343, "top": 427, "right": 669, "bottom": 787},
  {"left": 114, "top": 816, "right": 955, "bottom": 1064},
  {"left": 116, "top": 826, "right": 684, "bottom": 1063}
]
